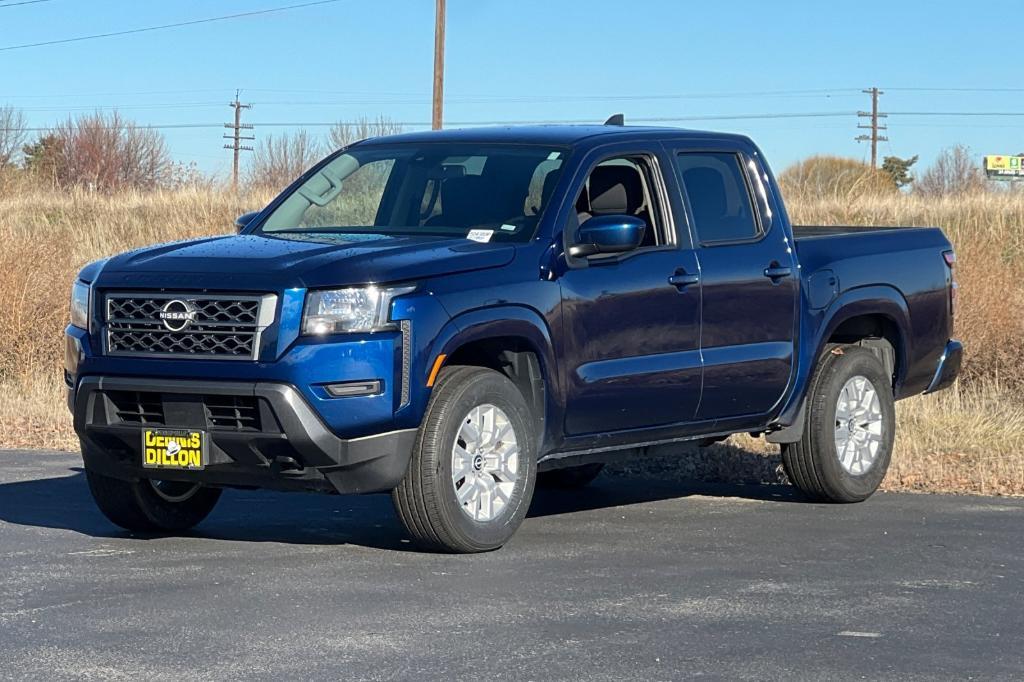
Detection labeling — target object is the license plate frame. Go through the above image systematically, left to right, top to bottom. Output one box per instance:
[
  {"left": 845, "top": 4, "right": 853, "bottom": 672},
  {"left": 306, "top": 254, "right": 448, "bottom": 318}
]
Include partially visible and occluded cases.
[{"left": 141, "top": 428, "right": 208, "bottom": 470}]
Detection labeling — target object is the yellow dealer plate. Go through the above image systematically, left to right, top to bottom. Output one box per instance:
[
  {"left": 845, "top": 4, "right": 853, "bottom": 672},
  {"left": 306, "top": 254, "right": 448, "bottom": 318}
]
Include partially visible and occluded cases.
[{"left": 142, "top": 429, "right": 207, "bottom": 470}]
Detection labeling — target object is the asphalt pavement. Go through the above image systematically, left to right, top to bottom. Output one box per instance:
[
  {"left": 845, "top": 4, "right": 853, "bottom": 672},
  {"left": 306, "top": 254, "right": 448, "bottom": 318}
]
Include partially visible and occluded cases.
[{"left": 1, "top": 449, "right": 1022, "bottom": 681}]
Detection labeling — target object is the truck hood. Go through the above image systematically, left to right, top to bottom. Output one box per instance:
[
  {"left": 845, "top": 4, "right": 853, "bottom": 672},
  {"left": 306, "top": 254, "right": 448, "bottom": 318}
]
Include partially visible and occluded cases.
[{"left": 97, "top": 233, "right": 516, "bottom": 290}]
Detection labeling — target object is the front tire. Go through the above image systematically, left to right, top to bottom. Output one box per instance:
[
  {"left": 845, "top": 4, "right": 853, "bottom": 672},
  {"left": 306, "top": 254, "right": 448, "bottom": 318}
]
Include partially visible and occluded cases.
[
  {"left": 782, "top": 346, "right": 895, "bottom": 502},
  {"left": 392, "top": 366, "right": 538, "bottom": 553},
  {"left": 83, "top": 447, "right": 222, "bottom": 533}
]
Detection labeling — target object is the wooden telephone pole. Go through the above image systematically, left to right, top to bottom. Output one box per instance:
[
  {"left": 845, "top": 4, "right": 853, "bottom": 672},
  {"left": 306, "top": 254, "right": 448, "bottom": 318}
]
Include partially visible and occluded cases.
[
  {"left": 432, "top": 0, "right": 445, "bottom": 130},
  {"left": 856, "top": 87, "right": 888, "bottom": 169},
  {"left": 224, "top": 91, "right": 253, "bottom": 191}
]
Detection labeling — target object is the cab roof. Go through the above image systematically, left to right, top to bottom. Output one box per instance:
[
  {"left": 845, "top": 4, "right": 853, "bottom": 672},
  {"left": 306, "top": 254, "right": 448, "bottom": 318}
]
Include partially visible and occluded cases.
[{"left": 356, "top": 124, "right": 752, "bottom": 149}]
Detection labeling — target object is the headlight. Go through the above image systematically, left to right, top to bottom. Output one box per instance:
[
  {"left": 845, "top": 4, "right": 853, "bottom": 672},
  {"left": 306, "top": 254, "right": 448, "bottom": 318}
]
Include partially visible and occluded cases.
[
  {"left": 70, "top": 280, "right": 90, "bottom": 331},
  {"left": 302, "top": 285, "right": 414, "bottom": 335}
]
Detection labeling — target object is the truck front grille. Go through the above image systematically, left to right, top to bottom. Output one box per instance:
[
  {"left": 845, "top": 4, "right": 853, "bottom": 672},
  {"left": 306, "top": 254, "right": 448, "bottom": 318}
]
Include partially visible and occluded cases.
[{"left": 105, "top": 292, "right": 276, "bottom": 360}]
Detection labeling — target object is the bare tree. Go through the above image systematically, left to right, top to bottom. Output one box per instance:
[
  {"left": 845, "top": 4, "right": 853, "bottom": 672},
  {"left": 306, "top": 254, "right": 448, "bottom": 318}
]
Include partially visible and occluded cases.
[
  {"left": 0, "top": 105, "right": 28, "bottom": 168},
  {"left": 50, "top": 111, "right": 172, "bottom": 191},
  {"left": 329, "top": 116, "right": 403, "bottom": 150},
  {"left": 246, "top": 130, "right": 323, "bottom": 190},
  {"left": 916, "top": 145, "right": 987, "bottom": 197},
  {"left": 165, "top": 160, "right": 214, "bottom": 191}
]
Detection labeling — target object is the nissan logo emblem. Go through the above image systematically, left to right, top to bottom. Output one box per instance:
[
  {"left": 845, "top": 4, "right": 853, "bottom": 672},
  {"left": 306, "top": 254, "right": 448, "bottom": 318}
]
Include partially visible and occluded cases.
[{"left": 159, "top": 299, "right": 196, "bottom": 332}]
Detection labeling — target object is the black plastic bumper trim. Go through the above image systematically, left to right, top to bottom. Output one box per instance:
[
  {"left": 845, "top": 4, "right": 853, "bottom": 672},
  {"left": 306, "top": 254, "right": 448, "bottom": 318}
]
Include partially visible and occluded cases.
[
  {"left": 924, "top": 339, "right": 963, "bottom": 394},
  {"left": 73, "top": 376, "right": 417, "bottom": 494}
]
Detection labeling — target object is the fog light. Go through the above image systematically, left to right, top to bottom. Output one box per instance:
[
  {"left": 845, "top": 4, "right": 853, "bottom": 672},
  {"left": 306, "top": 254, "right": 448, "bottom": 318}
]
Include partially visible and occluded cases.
[{"left": 324, "top": 380, "right": 382, "bottom": 397}]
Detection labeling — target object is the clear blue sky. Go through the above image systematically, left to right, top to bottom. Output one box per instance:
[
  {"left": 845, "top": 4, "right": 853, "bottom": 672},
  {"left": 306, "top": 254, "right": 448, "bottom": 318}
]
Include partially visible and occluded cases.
[{"left": 2, "top": 0, "right": 1022, "bottom": 179}]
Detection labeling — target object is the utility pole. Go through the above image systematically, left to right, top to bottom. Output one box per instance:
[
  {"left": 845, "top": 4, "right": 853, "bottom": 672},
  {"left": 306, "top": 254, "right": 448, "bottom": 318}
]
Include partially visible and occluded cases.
[
  {"left": 432, "top": 0, "right": 445, "bottom": 130},
  {"left": 856, "top": 87, "right": 888, "bottom": 169},
  {"left": 224, "top": 90, "right": 253, "bottom": 191}
]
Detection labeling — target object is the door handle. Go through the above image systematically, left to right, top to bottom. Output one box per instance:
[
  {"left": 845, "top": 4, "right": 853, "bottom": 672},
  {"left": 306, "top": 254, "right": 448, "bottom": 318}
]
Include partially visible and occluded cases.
[
  {"left": 763, "top": 263, "right": 793, "bottom": 283},
  {"left": 668, "top": 271, "right": 700, "bottom": 290}
]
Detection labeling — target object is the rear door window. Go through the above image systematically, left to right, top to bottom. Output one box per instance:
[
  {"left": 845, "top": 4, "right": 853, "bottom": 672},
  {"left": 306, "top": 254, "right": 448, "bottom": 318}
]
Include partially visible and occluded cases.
[{"left": 676, "top": 152, "right": 761, "bottom": 244}]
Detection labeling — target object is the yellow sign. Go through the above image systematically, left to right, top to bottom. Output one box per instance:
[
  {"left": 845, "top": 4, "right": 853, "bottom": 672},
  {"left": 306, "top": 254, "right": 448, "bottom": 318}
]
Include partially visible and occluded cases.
[
  {"left": 985, "top": 155, "right": 1024, "bottom": 178},
  {"left": 143, "top": 429, "right": 205, "bottom": 469}
]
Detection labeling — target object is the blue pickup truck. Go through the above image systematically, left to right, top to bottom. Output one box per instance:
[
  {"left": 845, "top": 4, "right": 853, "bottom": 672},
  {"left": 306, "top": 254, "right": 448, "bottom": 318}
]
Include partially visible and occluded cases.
[{"left": 66, "top": 124, "right": 962, "bottom": 552}]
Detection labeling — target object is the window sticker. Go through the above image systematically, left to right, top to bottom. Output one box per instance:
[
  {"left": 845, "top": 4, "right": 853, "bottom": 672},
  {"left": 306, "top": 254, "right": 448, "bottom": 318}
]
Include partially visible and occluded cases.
[
  {"left": 500, "top": 224, "right": 518, "bottom": 232},
  {"left": 466, "top": 229, "right": 493, "bottom": 243}
]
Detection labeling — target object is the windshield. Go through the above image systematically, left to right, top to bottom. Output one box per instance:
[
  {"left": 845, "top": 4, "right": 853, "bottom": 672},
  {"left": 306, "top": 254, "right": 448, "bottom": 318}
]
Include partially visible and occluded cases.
[{"left": 258, "top": 143, "right": 567, "bottom": 243}]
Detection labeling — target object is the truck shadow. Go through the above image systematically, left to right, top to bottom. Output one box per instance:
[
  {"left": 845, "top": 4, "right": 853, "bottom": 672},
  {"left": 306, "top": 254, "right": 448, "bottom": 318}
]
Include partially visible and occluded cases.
[{"left": 0, "top": 464, "right": 801, "bottom": 552}]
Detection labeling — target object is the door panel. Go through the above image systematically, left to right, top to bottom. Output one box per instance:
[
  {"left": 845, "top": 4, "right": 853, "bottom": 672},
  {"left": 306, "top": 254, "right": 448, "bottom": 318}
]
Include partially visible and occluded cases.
[
  {"left": 672, "top": 148, "right": 798, "bottom": 420},
  {"left": 695, "top": 239, "right": 797, "bottom": 418},
  {"left": 560, "top": 248, "right": 702, "bottom": 435}
]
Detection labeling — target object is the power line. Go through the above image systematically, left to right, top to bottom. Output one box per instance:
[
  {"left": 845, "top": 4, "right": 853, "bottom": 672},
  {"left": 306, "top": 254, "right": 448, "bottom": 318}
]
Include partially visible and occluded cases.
[
  {"left": 0, "top": 0, "right": 345, "bottom": 52},
  {"left": 0, "top": 0, "right": 56, "bottom": 8},
  {"left": 7, "top": 85, "right": 1024, "bottom": 101},
  {"left": 0, "top": 87, "right": 869, "bottom": 102},
  {"left": 238, "top": 87, "right": 865, "bottom": 100},
  {"left": 884, "top": 87, "right": 1024, "bottom": 93},
  {"left": 0, "top": 88, "right": 243, "bottom": 99},
  {"left": 236, "top": 93, "right": 862, "bottom": 106},
  {"left": 0, "top": 97, "right": 872, "bottom": 111},
  {"left": 15, "top": 101, "right": 229, "bottom": 112},
  {"left": 9, "top": 108, "right": 1024, "bottom": 134},
  {"left": 888, "top": 111, "right": 1024, "bottom": 117},
  {"left": 1, "top": 112, "right": 860, "bottom": 133},
  {"left": 236, "top": 112, "right": 858, "bottom": 126},
  {"left": 7, "top": 123, "right": 226, "bottom": 132},
  {"left": 888, "top": 123, "right": 1024, "bottom": 129}
]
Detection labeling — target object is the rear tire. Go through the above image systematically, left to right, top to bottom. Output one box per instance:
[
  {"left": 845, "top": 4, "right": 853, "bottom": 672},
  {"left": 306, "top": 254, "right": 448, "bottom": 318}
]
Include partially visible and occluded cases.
[
  {"left": 782, "top": 346, "right": 895, "bottom": 502},
  {"left": 392, "top": 366, "right": 537, "bottom": 553},
  {"left": 83, "top": 450, "right": 222, "bottom": 532},
  {"left": 538, "top": 463, "right": 604, "bottom": 489}
]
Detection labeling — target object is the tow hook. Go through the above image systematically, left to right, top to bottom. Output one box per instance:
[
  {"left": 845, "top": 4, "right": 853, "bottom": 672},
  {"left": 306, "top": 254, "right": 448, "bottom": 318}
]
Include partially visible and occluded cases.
[{"left": 270, "top": 456, "right": 305, "bottom": 476}]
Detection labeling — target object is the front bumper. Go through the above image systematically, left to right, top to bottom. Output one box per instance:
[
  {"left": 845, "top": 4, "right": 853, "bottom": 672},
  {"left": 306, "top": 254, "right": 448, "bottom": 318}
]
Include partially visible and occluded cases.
[
  {"left": 924, "top": 339, "right": 964, "bottom": 394},
  {"left": 73, "top": 376, "right": 417, "bottom": 494}
]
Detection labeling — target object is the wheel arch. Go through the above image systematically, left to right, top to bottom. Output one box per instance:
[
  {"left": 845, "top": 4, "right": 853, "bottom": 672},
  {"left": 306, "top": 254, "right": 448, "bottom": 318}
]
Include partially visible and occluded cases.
[
  {"left": 769, "top": 285, "right": 910, "bottom": 443},
  {"left": 428, "top": 306, "right": 561, "bottom": 454}
]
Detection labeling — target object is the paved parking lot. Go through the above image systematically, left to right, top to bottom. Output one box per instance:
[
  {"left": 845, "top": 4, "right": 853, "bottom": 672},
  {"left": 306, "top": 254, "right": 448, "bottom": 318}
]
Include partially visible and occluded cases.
[{"left": 2, "top": 449, "right": 1023, "bottom": 680}]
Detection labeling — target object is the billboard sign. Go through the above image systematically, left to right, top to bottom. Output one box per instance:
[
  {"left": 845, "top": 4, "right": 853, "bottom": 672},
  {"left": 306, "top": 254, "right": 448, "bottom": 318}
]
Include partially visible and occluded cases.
[{"left": 985, "top": 155, "right": 1024, "bottom": 179}]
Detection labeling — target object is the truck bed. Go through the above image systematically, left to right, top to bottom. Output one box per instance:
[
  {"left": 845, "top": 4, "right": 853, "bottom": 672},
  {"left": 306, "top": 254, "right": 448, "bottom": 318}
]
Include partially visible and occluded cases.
[
  {"left": 793, "top": 224, "right": 909, "bottom": 238},
  {"left": 793, "top": 225, "right": 949, "bottom": 270}
]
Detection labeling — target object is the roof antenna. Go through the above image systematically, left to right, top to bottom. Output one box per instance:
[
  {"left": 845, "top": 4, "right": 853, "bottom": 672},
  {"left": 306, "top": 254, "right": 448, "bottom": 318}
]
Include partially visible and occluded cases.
[{"left": 604, "top": 113, "right": 624, "bottom": 126}]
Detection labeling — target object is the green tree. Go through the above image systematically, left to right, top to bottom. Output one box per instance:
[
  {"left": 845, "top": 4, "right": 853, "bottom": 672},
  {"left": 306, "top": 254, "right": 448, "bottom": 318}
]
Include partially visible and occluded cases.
[
  {"left": 21, "top": 134, "right": 63, "bottom": 182},
  {"left": 881, "top": 155, "right": 918, "bottom": 189}
]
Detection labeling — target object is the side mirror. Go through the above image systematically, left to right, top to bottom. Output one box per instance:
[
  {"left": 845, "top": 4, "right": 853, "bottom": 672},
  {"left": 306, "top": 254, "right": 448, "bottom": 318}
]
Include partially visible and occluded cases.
[
  {"left": 235, "top": 211, "right": 260, "bottom": 233},
  {"left": 568, "top": 214, "right": 646, "bottom": 259}
]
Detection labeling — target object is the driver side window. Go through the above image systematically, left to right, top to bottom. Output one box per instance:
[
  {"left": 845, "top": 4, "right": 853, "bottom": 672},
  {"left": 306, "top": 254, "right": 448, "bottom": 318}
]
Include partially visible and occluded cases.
[{"left": 572, "top": 155, "right": 668, "bottom": 250}]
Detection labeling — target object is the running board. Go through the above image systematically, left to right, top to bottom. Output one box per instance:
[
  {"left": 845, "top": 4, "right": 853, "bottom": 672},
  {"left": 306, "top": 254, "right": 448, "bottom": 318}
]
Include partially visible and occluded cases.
[{"left": 537, "top": 428, "right": 742, "bottom": 472}]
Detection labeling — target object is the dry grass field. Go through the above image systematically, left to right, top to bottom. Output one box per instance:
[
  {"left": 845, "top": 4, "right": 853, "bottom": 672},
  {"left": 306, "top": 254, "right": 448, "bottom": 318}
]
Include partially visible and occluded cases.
[{"left": 1, "top": 181, "right": 1022, "bottom": 495}]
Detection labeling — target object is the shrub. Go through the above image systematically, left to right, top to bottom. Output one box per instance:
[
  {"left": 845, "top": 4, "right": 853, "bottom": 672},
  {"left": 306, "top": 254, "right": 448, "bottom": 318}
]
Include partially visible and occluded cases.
[{"left": 778, "top": 155, "right": 895, "bottom": 201}]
